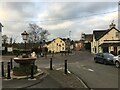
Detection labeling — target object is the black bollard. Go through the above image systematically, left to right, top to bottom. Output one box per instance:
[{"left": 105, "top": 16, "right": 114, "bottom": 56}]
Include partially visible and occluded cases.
[
  {"left": 52, "top": 51, "right": 54, "bottom": 57},
  {"left": 10, "top": 58, "right": 13, "bottom": 69},
  {"left": 50, "top": 58, "right": 53, "bottom": 70},
  {"left": 64, "top": 60, "right": 67, "bottom": 74},
  {"left": 1, "top": 62, "right": 4, "bottom": 77},
  {"left": 7, "top": 62, "right": 11, "bottom": 79},
  {"left": 31, "top": 63, "right": 34, "bottom": 79}
]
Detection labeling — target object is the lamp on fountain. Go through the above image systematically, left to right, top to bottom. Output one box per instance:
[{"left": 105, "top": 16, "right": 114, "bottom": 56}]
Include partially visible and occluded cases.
[{"left": 21, "top": 31, "right": 29, "bottom": 58}]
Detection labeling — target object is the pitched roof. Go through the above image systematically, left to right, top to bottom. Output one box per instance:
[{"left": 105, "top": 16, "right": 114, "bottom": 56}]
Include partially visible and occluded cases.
[
  {"left": 0, "top": 23, "right": 3, "bottom": 27},
  {"left": 0, "top": 23, "right": 3, "bottom": 32},
  {"left": 93, "top": 27, "right": 120, "bottom": 41},
  {"left": 93, "top": 30, "right": 107, "bottom": 40},
  {"left": 84, "top": 34, "right": 93, "bottom": 41},
  {"left": 46, "top": 37, "right": 66, "bottom": 45},
  {"left": 60, "top": 38, "right": 67, "bottom": 41},
  {"left": 46, "top": 41, "right": 52, "bottom": 45}
]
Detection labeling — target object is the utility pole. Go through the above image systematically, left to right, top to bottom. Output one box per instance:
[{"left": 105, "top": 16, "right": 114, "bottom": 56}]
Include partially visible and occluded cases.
[{"left": 69, "top": 31, "right": 71, "bottom": 39}]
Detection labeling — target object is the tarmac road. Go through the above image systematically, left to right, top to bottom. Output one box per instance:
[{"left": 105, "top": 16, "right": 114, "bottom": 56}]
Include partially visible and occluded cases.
[
  {"left": 2, "top": 51, "right": 119, "bottom": 89},
  {"left": 67, "top": 51, "right": 119, "bottom": 89}
]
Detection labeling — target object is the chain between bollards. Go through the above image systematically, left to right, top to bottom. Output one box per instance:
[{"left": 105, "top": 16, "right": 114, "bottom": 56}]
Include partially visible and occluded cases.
[
  {"left": 50, "top": 58, "right": 53, "bottom": 70},
  {"left": 64, "top": 60, "right": 67, "bottom": 74},
  {"left": 1, "top": 62, "right": 4, "bottom": 77},
  {"left": 7, "top": 62, "right": 11, "bottom": 79}
]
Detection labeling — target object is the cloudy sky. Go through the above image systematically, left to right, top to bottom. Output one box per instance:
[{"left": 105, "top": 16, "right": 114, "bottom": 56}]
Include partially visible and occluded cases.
[{"left": 0, "top": 1, "right": 118, "bottom": 43}]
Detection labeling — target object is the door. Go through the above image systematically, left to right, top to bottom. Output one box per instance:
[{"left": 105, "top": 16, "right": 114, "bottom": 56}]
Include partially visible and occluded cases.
[
  {"left": 103, "top": 47, "right": 109, "bottom": 53},
  {"left": 114, "top": 47, "right": 117, "bottom": 56}
]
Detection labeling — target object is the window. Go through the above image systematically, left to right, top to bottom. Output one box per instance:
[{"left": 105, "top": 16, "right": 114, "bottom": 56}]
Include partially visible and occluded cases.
[
  {"left": 116, "top": 32, "right": 119, "bottom": 38},
  {"left": 116, "top": 32, "right": 120, "bottom": 38},
  {"left": 62, "top": 43, "right": 64, "bottom": 46},
  {"left": 62, "top": 47, "right": 64, "bottom": 50}
]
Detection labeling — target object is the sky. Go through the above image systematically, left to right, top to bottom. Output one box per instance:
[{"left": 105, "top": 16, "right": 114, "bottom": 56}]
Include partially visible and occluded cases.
[{"left": 0, "top": 1, "right": 119, "bottom": 43}]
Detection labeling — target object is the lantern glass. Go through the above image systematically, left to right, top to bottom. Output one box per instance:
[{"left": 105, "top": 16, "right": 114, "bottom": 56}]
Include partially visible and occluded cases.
[{"left": 21, "top": 31, "right": 29, "bottom": 41}]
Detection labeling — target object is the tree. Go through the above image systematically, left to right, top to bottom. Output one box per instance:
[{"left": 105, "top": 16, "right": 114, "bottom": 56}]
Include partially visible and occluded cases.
[
  {"left": 28, "top": 23, "right": 50, "bottom": 43},
  {"left": 2, "top": 35, "right": 8, "bottom": 44},
  {"left": 9, "top": 37, "right": 13, "bottom": 45}
]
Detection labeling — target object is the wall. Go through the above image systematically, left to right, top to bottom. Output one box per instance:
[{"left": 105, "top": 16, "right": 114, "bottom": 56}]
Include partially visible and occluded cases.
[{"left": 99, "top": 28, "right": 119, "bottom": 45}]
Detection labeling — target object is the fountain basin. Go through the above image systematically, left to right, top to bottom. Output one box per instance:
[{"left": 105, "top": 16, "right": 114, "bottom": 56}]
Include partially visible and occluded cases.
[
  {"left": 13, "top": 57, "right": 37, "bottom": 76},
  {"left": 14, "top": 57, "right": 36, "bottom": 64}
]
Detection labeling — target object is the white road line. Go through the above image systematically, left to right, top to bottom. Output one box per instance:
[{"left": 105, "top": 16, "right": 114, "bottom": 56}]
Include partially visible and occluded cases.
[
  {"left": 80, "top": 64, "right": 94, "bottom": 72},
  {"left": 80, "top": 65, "right": 85, "bottom": 67},
  {"left": 56, "top": 67, "right": 63, "bottom": 70},
  {"left": 87, "top": 68, "right": 94, "bottom": 72},
  {"left": 67, "top": 70, "right": 71, "bottom": 74},
  {"left": 75, "top": 75, "right": 88, "bottom": 88}
]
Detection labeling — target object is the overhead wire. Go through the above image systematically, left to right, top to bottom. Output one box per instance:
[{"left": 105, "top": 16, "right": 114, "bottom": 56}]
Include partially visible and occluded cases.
[{"left": 0, "top": 10, "right": 118, "bottom": 23}]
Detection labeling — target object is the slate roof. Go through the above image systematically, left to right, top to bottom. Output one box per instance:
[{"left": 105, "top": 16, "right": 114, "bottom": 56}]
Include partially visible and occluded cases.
[
  {"left": 0, "top": 22, "right": 3, "bottom": 32},
  {"left": 0, "top": 23, "right": 3, "bottom": 27},
  {"left": 93, "top": 27, "right": 120, "bottom": 41},
  {"left": 93, "top": 30, "right": 107, "bottom": 41},
  {"left": 84, "top": 34, "right": 93, "bottom": 42},
  {"left": 46, "top": 37, "right": 66, "bottom": 45},
  {"left": 46, "top": 41, "right": 52, "bottom": 45}
]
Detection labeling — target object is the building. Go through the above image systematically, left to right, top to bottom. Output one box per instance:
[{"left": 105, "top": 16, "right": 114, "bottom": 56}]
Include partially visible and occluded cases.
[
  {"left": 91, "top": 22, "right": 120, "bottom": 55},
  {"left": 0, "top": 23, "right": 3, "bottom": 53},
  {"left": 81, "top": 33, "right": 93, "bottom": 51},
  {"left": 47, "top": 37, "right": 72, "bottom": 53},
  {"left": 47, "top": 37, "right": 66, "bottom": 53},
  {"left": 74, "top": 40, "right": 84, "bottom": 51}
]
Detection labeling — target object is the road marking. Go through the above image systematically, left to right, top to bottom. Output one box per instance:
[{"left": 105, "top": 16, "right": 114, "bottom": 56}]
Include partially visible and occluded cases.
[
  {"left": 80, "top": 65, "right": 85, "bottom": 67},
  {"left": 80, "top": 65, "right": 94, "bottom": 72},
  {"left": 56, "top": 67, "right": 63, "bottom": 70},
  {"left": 87, "top": 68, "right": 94, "bottom": 72},
  {"left": 67, "top": 70, "right": 71, "bottom": 74},
  {"left": 75, "top": 75, "right": 88, "bottom": 88}
]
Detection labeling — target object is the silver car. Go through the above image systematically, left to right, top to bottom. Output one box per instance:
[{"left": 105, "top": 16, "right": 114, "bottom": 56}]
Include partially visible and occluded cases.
[{"left": 113, "top": 55, "right": 120, "bottom": 68}]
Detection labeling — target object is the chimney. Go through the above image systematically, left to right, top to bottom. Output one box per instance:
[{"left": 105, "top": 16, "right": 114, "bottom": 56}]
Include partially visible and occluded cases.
[{"left": 109, "top": 20, "right": 115, "bottom": 29}]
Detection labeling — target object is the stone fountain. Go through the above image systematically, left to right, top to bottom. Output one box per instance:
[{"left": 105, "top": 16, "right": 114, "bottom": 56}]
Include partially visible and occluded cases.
[{"left": 13, "top": 52, "right": 38, "bottom": 76}]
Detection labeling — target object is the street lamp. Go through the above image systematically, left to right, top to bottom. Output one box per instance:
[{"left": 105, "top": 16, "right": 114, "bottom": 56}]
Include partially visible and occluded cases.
[{"left": 21, "top": 31, "right": 29, "bottom": 53}]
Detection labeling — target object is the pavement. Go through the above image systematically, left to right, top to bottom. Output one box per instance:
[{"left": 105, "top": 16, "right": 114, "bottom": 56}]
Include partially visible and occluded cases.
[{"left": 2, "top": 68, "right": 85, "bottom": 89}]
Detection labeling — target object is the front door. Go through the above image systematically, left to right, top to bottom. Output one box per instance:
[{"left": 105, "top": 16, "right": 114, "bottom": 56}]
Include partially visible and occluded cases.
[
  {"left": 102, "top": 47, "right": 109, "bottom": 53},
  {"left": 114, "top": 47, "right": 117, "bottom": 56}
]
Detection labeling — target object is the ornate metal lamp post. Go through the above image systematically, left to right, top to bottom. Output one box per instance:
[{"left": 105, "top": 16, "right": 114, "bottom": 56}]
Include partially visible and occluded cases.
[
  {"left": 12, "top": 31, "right": 38, "bottom": 76},
  {"left": 21, "top": 31, "right": 29, "bottom": 54}
]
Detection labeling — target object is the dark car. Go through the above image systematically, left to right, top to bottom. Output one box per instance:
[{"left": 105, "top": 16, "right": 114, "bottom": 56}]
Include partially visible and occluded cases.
[{"left": 94, "top": 53, "right": 114, "bottom": 65}]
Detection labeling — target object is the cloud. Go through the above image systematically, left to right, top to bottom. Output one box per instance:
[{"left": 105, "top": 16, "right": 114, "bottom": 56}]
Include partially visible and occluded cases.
[
  {"left": 0, "top": 2, "right": 118, "bottom": 42},
  {"left": 38, "top": 2, "right": 117, "bottom": 20}
]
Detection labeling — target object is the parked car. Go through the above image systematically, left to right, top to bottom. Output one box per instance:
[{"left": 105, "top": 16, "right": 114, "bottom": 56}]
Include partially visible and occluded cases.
[
  {"left": 94, "top": 53, "right": 114, "bottom": 65},
  {"left": 113, "top": 55, "right": 120, "bottom": 68}
]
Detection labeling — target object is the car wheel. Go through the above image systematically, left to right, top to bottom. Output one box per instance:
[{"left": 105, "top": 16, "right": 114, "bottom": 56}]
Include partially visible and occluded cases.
[
  {"left": 103, "top": 60, "right": 107, "bottom": 65},
  {"left": 115, "top": 61, "right": 120, "bottom": 68}
]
